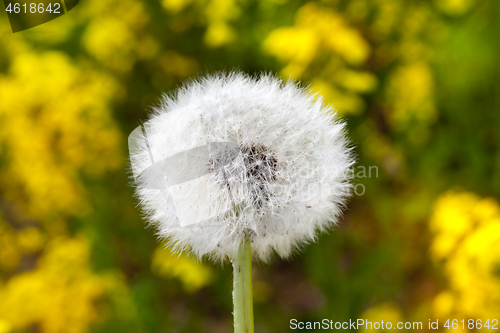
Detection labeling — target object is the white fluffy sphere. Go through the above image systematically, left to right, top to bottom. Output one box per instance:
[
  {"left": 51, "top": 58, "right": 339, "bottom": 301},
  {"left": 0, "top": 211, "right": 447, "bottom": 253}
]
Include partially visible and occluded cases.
[{"left": 129, "top": 72, "right": 354, "bottom": 262}]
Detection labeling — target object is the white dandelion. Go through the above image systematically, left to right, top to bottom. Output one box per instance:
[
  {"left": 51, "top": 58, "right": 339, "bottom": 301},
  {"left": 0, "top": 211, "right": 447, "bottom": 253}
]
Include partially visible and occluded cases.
[{"left": 128, "top": 72, "right": 354, "bottom": 332}]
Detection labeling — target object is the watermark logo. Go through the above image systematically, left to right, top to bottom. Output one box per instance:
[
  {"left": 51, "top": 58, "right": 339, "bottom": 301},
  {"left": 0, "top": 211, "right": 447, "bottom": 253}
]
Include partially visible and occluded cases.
[{"left": 3, "top": 0, "right": 78, "bottom": 32}]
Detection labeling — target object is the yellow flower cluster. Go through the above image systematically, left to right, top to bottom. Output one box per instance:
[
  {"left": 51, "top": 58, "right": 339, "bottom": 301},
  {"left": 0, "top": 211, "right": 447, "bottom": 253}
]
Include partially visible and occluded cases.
[
  {"left": 81, "top": 0, "right": 156, "bottom": 71},
  {"left": 162, "top": 0, "right": 239, "bottom": 47},
  {"left": 263, "top": 0, "right": 444, "bottom": 143},
  {"left": 0, "top": 1, "right": 137, "bottom": 330},
  {"left": 263, "top": 2, "right": 374, "bottom": 115},
  {"left": 381, "top": 4, "right": 443, "bottom": 143},
  {"left": 0, "top": 50, "right": 122, "bottom": 221},
  {"left": 385, "top": 61, "right": 436, "bottom": 142},
  {"left": 430, "top": 192, "right": 500, "bottom": 320},
  {"left": 0, "top": 221, "right": 46, "bottom": 272},
  {"left": 0, "top": 236, "right": 108, "bottom": 333}
]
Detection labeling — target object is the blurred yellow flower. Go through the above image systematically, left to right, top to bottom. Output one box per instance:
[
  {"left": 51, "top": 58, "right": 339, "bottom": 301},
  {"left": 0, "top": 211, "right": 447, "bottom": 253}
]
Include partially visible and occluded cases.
[
  {"left": 162, "top": 0, "right": 193, "bottom": 13},
  {"left": 201, "top": 0, "right": 240, "bottom": 47},
  {"left": 205, "top": 0, "right": 240, "bottom": 22},
  {"left": 370, "top": 0, "right": 402, "bottom": 40},
  {"left": 436, "top": 0, "right": 474, "bottom": 16},
  {"left": 263, "top": 2, "right": 373, "bottom": 114},
  {"left": 264, "top": 2, "right": 370, "bottom": 68},
  {"left": 83, "top": 17, "right": 135, "bottom": 71},
  {"left": 204, "top": 22, "right": 236, "bottom": 48},
  {"left": 264, "top": 27, "right": 319, "bottom": 67},
  {"left": 0, "top": 51, "right": 123, "bottom": 221},
  {"left": 385, "top": 62, "right": 436, "bottom": 132},
  {"left": 336, "top": 70, "right": 378, "bottom": 93},
  {"left": 311, "top": 79, "right": 365, "bottom": 115},
  {"left": 430, "top": 191, "right": 500, "bottom": 320},
  {"left": 0, "top": 224, "right": 21, "bottom": 272},
  {"left": 17, "top": 227, "right": 46, "bottom": 253},
  {"left": 0, "top": 236, "right": 107, "bottom": 333},
  {"left": 151, "top": 246, "right": 214, "bottom": 293},
  {"left": 433, "top": 291, "right": 454, "bottom": 318},
  {"left": 360, "top": 302, "right": 404, "bottom": 332},
  {"left": 0, "top": 320, "right": 12, "bottom": 333}
]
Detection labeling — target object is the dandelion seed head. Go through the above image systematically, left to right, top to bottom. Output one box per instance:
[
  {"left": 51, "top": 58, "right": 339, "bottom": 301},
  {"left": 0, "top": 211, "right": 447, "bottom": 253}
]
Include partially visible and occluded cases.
[{"left": 129, "top": 72, "right": 354, "bottom": 262}]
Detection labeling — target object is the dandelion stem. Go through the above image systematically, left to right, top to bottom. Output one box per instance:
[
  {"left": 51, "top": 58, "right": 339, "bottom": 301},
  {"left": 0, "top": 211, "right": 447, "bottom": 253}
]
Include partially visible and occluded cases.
[{"left": 233, "top": 236, "right": 254, "bottom": 333}]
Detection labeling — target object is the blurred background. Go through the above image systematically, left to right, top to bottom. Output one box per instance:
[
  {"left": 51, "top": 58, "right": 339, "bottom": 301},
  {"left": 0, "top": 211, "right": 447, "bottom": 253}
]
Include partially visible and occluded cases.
[{"left": 0, "top": 0, "right": 499, "bottom": 332}]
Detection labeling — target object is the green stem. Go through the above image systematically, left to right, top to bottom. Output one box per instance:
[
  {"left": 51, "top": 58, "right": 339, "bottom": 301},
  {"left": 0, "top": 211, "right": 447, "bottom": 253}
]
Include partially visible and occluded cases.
[{"left": 233, "top": 236, "right": 254, "bottom": 333}]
